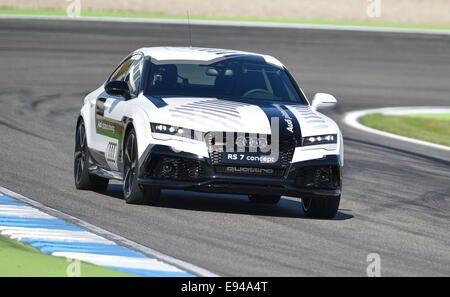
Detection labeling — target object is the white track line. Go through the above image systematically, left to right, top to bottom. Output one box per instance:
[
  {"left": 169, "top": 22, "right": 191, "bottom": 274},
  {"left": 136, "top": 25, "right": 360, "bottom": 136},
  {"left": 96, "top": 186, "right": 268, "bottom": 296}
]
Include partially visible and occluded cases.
[
  {"left": 1, "top": 14, "right": 450, "bottom": 35},
  {"left": 343, "top": 106, "right": 450, "bottom": 152},
  {"left": 0, "top": 186, "right": 219, "bottom": 277},
  {"left": 0, "top": 205, "right": 54, "bottom": 218},
  {"left": 0, "top": 227, "right": 114, "bottom": 244},
  {"left": 52, "top": 252, "right": 185, "bottom": 272}
]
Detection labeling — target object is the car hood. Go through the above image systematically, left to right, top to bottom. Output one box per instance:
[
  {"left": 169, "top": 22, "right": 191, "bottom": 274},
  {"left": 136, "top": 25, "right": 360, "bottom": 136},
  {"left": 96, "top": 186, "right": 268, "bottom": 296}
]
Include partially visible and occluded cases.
[{"left": 142, "top": 96, "right": 338, "bottom": 137}]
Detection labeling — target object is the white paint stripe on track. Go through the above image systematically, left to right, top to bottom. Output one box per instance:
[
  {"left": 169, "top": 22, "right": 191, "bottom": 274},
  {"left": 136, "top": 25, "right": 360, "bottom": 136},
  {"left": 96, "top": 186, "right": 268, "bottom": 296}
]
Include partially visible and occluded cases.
[
  {"left": 1, "top": 14, "right": 450, "bottom": 36},
  {"left": 343, "top": 106, "right": 450, "bottom": 152},
  {"left": 0, "top": 186, "right": 219, "bottom": 277},
  {"left": 0, "top": 205, "right": 54, "bottom": 218},
  {"left": 0, "top": 227, "right": 114, "bottom": 244},
  {"left": 52, "top": 252, "right": 185, "bottom": 272}
]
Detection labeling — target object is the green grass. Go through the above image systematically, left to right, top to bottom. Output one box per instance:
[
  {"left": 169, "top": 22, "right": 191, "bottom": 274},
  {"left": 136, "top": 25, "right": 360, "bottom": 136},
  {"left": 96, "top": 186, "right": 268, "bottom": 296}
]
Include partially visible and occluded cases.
[
  {"left": 1, "top": 7, "right": 450, "bottom": 31},
  {"left": 359, "top": 113, "right": 450, "bottom": 147},
  {"left": 401, "top": 113, "right": 450, "bottom": 121},
  {"left": 0, "top": 235, "right": 135, "bottom": 277}
]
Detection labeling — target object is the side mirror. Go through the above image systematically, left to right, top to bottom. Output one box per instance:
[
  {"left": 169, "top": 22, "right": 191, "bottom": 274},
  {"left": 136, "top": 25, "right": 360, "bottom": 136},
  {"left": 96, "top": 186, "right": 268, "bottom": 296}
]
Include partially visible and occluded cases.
[
  {"left": 105, "top": 80, "right": 131, "bottom": 100},
  {"left": 311, "top": 93, "right": 337, "bottom": 111}
]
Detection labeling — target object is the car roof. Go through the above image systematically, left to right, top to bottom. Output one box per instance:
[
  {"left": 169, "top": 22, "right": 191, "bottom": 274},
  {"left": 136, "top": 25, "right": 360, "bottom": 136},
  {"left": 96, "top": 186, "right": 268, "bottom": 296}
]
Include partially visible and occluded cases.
[{"left": 134, "top": 47, "right": 285, "bottom": 68}]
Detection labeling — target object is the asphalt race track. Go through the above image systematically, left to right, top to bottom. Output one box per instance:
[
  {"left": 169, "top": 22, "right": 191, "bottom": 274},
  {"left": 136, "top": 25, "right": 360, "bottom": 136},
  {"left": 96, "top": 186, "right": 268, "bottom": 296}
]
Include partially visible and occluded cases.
[{"left": 0, "top": 19, "right": 449, "bottom": 276}]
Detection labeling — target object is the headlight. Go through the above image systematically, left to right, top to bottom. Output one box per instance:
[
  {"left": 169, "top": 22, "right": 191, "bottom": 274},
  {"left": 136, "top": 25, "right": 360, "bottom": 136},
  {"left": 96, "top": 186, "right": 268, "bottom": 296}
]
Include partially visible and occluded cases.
[
  {"left": 150, "top": 123, "right": 203, "bottom": 141},
  {"left": 151, "top": 123, "right": 183, "bottom": 135},
  {"left": 302, "top": 134, "right": 337, "bottom": 146}
]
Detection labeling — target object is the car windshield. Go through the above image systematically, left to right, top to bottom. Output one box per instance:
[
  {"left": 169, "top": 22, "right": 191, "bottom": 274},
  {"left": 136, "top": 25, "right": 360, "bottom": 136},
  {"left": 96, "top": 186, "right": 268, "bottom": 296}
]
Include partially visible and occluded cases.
[{"left": 145, "top": 59, "right": 305, "bottom": 103}]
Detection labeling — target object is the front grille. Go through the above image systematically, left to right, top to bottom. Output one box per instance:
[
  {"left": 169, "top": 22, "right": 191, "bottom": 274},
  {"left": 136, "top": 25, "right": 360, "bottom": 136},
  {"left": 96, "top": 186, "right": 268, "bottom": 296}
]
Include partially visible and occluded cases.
[
  {"left": 205, "top": 132, "right": 296, "bottom": 176},
  {"left": 205, "top": 132, "right": 222, "bottom": 165},
  {"left": 279, "top": 140, "right": 295, "bottom": 167},
  {"left": 209, "top": 150, "right": 222, "bottom": 165},
  {"left": 151, "top": 157, "right": 205, "bottom": 181}
]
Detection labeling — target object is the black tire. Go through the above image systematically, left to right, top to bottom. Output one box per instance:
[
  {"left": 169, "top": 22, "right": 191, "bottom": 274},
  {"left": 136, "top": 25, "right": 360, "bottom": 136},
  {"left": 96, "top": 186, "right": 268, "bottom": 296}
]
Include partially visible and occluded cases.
[
  {"left": 74, "top": 120, "right": 109, "bottom": 192},
  {"left": 123, "top": 128, "right": 161, "bottom": 205},
  {"left": 248, "top": 195, "right": 281, "bottom": 204},
  {"left": 302, "top": 196, "right": 340, "bottom": 219}
]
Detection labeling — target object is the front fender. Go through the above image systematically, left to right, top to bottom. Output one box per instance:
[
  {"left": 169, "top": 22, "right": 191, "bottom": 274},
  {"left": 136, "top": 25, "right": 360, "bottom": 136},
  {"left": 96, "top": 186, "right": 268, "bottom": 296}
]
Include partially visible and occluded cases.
[{"left": 123, "top": 104, "right": 153, "bottom": 164}]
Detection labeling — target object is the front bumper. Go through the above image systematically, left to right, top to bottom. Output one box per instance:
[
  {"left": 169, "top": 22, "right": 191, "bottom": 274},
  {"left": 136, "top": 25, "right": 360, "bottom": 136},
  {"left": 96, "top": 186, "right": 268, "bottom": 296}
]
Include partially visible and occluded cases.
[{"left": 137, "top": 145, "right": 342, "bottom": 199}]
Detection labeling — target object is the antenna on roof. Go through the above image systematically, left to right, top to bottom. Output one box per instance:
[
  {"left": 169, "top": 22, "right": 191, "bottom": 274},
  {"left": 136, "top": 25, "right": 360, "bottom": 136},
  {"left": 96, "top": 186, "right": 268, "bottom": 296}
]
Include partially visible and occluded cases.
[{"left": 187, "top": 9, "right": 192, "bottom": 48}]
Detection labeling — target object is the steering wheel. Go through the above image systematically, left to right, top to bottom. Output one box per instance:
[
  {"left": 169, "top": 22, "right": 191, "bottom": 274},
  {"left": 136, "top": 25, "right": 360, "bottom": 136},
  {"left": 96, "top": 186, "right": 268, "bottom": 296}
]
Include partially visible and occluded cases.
[{"left": 242, "top": 88, "right": 272, "bottom": 98}]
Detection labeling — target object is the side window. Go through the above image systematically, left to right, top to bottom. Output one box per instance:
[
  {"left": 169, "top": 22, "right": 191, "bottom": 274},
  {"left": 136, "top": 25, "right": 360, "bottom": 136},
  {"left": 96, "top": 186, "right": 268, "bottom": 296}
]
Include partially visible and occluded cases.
[
  {"left": 109, "top": 54, "right": 144, "bottom": 97},
  {"left": 126, "top": 55, "right": 144, "bottom": 96},
  {"left": 110, "top": 58, "right": 133, "bottom": 82}
]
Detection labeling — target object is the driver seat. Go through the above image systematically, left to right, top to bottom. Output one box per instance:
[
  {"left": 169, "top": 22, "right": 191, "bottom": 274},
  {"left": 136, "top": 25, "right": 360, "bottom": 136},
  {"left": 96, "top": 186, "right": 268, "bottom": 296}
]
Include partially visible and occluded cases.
[{"left": 239, "top": 71, "right": 267, "bottom": 96}]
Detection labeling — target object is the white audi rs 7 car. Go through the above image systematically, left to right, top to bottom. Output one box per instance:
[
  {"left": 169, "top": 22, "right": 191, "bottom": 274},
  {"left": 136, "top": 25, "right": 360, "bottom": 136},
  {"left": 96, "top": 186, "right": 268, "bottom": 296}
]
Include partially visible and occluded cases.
[{"left": 74, "top": 47, "right": 343, "bottom": 219}]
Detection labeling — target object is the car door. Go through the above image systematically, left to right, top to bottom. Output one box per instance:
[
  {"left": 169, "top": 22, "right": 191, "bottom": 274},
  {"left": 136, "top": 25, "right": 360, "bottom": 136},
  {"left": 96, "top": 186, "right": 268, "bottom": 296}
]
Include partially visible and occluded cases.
[{"left": 94, "top": 53, "right": 144, "bottom": 172}]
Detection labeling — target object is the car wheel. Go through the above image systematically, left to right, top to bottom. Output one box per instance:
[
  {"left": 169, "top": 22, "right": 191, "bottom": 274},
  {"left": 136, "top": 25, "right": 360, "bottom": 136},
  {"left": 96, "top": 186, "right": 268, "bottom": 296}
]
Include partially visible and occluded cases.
[
  {"left": 74, "top": 120, "right": 109, "bottom": 191},
  {"left": 123, "top": 128, "right": 161, "bottom": 205},
  {"left": 248, "top": 195, "right": 281, "bottom": 204},
  {"left": 302, "top": 196, "right": 340, "bottom": 219}
]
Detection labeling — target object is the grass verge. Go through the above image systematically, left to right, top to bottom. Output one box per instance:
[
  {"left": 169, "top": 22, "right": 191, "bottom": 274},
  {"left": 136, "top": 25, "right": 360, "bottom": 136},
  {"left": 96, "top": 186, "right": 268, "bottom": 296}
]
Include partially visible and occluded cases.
[
  {"left": 1, "top": 8, "right": 450, "bottom": 31},
  {"left": 359, "top": 113, "right": 450, "bottom": 147},
  {"left": 0, "top": 235, "right": 135, "bottom": 277}
]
